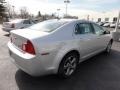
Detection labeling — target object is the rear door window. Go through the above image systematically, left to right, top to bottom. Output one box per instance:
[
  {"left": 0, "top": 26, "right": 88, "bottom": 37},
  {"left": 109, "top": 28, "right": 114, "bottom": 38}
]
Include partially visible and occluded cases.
[
  {"left": 23, "top": 20, "right": 31, "bottom": 24},
  {"left": 75, "top": 23, "right": 94, "bottom": 34}
]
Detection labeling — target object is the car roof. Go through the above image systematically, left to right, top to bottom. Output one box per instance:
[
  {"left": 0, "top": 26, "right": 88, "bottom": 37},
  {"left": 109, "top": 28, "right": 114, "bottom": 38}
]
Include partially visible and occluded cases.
[
  {"left": 9, "top": 19, "right": 25, "bottom": 23},
  {"left": 51, "top": 19, "right": 93, "bottom": 24}
]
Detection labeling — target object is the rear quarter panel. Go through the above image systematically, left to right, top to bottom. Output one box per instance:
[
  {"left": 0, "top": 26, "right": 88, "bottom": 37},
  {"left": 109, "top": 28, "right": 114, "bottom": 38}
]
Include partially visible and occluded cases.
[{"left": 32, "top": 21, "right": 80, "bottom": 73}]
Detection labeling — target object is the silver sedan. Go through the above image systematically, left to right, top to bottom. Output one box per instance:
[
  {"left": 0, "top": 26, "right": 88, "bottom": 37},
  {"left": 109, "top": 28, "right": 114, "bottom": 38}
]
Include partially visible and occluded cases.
[{"left": 8, "top": 19, "right": 113, "bottom": 78}]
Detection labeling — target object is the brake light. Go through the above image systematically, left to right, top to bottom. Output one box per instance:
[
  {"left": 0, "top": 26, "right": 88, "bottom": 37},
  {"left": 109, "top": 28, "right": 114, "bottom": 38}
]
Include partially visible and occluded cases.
[
  {"left": 11, "top": 23, "right": 15, "bottom": 28},
  {"left": 22, "top": 40, "right": 36, "bottom": 55}
]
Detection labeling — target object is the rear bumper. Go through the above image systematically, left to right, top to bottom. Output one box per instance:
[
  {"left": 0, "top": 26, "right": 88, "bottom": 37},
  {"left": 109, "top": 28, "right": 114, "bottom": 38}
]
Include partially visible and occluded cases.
[
  {"left": 2, "top": 27, "right": 15, "bottom": 32},
  {"left": 8, "top": 42, "right": 56, "bottom": 76}
]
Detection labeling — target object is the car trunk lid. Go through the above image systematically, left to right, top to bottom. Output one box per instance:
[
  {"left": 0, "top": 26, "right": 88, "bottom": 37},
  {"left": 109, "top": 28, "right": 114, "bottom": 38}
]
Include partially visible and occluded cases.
[
  {"left": 3, "top": 22, "right": 13, "bottom": 28},
  {"left": 10, "top": 29, "right": 49, "bottom": 53}
]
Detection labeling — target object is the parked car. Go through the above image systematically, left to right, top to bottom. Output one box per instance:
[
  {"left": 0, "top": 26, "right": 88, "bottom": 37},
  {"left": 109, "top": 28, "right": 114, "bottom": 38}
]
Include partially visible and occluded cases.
[
  {"left": 2, "top": 19, "right": 35, "bottom": 32},
  {"left": 8, "top": 19, "right": 113, "bottom": 78},
  {"left": 97, "top": 22, "right": 106, "bottom": 26},
  {"left": 103, "top": 22, "right": 111, "bottom": 27},
  {"left": 110, "top": 22, "right": 116, "bottom": 28},
  {"left": 118, "top": 24, "right": 120, "bottom": 29}
]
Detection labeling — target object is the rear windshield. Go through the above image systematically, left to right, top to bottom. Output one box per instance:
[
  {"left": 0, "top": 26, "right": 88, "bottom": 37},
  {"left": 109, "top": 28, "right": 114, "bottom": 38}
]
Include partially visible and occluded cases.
[
  {"left": 10, "top": 19, "right": 24, "bottom": 23},
  {"left": 28, "top": 20, "right": 67, "bottom": 32}
]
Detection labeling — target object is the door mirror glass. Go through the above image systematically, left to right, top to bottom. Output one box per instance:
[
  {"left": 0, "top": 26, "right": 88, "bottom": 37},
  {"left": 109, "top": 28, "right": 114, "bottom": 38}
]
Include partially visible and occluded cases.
[{"left": 104, "top": 30, "right": 110, "bottom": 34}]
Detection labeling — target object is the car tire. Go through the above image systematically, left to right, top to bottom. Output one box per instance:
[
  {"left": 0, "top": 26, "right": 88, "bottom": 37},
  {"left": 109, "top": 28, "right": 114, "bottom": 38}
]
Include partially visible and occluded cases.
[
  {"left": 20, "top": 27, "right": 24, "bottom": 29},
  {"left": 105, "top": 40, "right": 113, "bottom": 53},
  {"left": 58, "top": 52, "right": 79, "bottom": 78}
]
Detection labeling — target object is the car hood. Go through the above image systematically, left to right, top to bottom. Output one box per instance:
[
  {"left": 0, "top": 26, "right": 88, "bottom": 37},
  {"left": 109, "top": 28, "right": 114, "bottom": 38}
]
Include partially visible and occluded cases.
[{"left": 10, "top": 29, "right": 49, "bottom": 40}]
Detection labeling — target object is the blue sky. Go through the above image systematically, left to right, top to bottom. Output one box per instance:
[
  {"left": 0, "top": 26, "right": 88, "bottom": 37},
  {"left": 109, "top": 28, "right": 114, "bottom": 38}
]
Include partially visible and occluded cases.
[{"left": 6, "top": 0, "right": 120, "bottom": 16}]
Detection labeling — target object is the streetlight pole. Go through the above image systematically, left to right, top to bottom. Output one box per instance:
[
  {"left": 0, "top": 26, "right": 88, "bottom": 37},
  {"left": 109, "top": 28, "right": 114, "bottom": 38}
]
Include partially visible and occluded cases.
[
  {"left": 64, "top": 0, "right": 70, "bottom": 16},
  {"left": 57, "top": 9, "right": 60, "bottom": 18}
]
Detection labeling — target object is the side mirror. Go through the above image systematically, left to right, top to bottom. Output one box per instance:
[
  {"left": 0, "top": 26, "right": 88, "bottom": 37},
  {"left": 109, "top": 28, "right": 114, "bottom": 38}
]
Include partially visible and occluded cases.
[{"left": 104, "top": 30, "right": 110, "bottom": 34}]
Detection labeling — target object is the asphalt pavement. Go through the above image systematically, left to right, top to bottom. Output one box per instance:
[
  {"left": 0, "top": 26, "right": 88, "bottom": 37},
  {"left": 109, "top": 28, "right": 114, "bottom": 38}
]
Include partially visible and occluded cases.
[{"left": 0, "top": 25, "right": 120, "bottom": 90}]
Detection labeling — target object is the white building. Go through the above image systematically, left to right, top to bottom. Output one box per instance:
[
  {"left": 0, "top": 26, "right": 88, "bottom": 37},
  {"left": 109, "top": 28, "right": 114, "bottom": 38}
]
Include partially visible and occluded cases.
[{"left": 78, "top": 10, "right": 119, "bottom": 22}]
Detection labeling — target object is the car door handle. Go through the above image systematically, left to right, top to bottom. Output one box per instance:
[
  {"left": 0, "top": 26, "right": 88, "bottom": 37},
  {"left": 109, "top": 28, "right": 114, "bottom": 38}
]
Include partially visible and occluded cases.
[
  {"left": 97, "top": 37, "right": 100, "bottom": 39},
  {"left": 80, "top": 38, "right": 90, "bottom": 41}
]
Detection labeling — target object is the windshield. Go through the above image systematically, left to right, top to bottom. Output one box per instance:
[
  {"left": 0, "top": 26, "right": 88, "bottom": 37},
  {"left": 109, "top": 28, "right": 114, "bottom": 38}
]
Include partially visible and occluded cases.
[{"left": 28, "top": 20, "right": 67, "bottom": 32}]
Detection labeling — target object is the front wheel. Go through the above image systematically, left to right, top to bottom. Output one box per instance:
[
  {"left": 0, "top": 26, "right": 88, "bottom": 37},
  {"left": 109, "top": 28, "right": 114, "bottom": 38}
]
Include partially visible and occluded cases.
[
  {"left": 105, "top": 41, "right": 113, "bottom": 53},
  {"left": 58, "top": 52, "right": 79, "bottom": 78}
]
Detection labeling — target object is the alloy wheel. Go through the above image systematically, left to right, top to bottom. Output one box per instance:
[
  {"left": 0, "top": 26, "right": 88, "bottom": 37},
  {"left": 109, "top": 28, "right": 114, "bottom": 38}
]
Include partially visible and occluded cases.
[
  {"left": 106, "top": 42, "right": 112, "bottom": 53},
  {"left": 63, "top": 56, "right": 77, "bottom": 76}
]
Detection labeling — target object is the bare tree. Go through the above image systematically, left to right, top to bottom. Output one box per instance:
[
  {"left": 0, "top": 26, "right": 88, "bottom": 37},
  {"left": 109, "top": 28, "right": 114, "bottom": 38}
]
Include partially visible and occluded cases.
[
  {"left": 0, "top": 0, "right": 6, "bottom": 17},
  {"left": 0, "top": 0, "right": 6, "bottom": 22},
  {"left": 6, "top": 3, "right": 13, "bottom": 18},
  {"left": 20, "top": 7, "right": 29, "bottom": 19}
]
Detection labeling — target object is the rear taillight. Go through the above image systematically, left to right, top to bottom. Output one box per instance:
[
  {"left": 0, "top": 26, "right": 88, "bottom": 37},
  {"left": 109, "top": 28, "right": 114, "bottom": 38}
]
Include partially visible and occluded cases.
[
  {"left": 11, "top": 23, "right": 15, "bottom": 28},
  {"left": 22, "top": 40, "right": 36, "bottom": 55}
]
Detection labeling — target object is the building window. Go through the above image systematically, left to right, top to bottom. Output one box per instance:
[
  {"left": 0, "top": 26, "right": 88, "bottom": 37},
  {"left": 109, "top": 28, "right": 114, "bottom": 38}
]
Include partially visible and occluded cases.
[
  {"left": 113, "top": 17, "right": 117, "bottom": 22},
  {"left": 98, "top": 18, "right": 101, "bottom": 22},
  {"left": 105, "top": 18, "right": 109, "bottom": 22}
]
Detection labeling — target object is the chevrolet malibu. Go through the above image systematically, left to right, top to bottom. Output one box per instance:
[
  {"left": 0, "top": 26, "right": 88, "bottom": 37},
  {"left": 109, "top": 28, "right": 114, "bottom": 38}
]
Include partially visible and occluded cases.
[{"left": 8, "top": 19, "right": 113, "bottom": 78}]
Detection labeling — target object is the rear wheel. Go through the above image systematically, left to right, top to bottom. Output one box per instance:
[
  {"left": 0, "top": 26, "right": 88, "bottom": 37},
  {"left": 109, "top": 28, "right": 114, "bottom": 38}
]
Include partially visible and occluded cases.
[{"left": 58, "top": 52, "right": 79, "bottom": 78}]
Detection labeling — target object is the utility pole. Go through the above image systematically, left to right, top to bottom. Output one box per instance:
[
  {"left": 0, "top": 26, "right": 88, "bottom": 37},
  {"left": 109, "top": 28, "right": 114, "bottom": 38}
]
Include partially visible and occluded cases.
[
  {"left": 64, "top": 0, "right": 70, "bottom": 16},
  {"left": 12, "top": 5, "right": 15, "bottom": 18},
  {"left": 112, "top": 10, "right": 120, "bottom": 41}
]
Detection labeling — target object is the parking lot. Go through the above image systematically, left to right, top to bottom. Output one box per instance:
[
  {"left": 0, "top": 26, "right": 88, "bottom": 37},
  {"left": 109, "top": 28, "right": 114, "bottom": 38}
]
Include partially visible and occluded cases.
[{"left": 0, "top": 24, "right": 120, "bottom": 90}]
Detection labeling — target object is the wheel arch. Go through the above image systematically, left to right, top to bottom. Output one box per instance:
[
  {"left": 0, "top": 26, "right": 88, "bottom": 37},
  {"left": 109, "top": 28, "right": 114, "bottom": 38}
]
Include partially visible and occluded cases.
[
  {"left": 54, "top": 49, "right": 80, "bottom": 74},
  {"left": 62, "top": 50, "right": 80, "bottom": 62}
]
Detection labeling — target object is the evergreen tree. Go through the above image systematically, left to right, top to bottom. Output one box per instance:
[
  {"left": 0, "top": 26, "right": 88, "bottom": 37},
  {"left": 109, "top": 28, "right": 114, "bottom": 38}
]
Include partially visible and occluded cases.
[
  {"left": 0, "top": 0, "right": 6, "bottom": 17},
  {"left": 38, "top": 11, "right": 41, "bottom": 17}
]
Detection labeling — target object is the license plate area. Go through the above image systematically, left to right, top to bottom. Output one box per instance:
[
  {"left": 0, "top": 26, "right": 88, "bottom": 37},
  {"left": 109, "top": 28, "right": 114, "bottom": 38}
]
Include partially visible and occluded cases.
[{"left": 11, "top": 35, "right": 26, "bottom": 50}]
